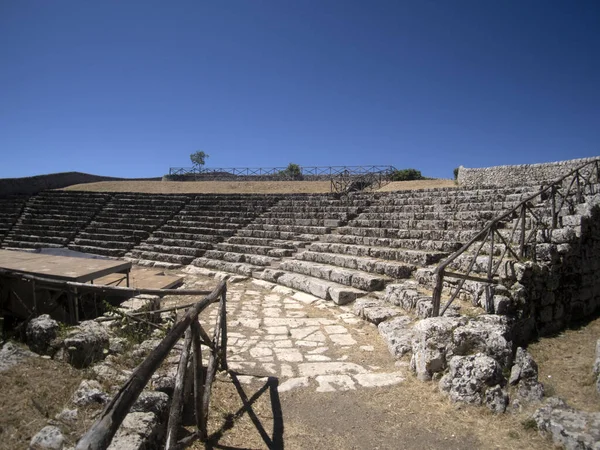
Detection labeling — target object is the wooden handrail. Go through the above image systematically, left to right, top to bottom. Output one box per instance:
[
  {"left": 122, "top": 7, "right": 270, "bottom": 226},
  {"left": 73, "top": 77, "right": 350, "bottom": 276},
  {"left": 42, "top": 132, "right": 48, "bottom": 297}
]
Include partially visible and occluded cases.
[{"left": 432, "top": 158, "right": 600, "bottom": 316}]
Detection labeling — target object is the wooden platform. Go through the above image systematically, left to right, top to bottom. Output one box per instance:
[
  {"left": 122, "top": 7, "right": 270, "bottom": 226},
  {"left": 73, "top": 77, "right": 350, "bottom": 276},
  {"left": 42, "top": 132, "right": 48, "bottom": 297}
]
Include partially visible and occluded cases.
[
  {"left": 0, "top": 249, "right": 131, "bottom": 283},
  {"left": 97, "top": 267, "right": 182, "bottom": 290}
]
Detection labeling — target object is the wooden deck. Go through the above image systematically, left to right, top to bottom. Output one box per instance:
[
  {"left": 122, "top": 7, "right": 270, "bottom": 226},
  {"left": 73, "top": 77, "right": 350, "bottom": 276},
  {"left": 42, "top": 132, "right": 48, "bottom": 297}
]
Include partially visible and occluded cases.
[
  {"left": 0, "top": 249, "right": 131, "bottom": 283},
  {"left": 97, "top": 267, "right": 182, "bottom": 290}
]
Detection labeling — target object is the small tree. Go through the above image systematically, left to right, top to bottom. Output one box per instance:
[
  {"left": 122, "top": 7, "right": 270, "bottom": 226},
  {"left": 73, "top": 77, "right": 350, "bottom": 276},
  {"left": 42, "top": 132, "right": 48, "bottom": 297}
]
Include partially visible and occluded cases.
[
  {"left": 190, "top": 151, "right": 209, "bottom": 171},
  {"left": 279, "top": 163, "right": 303, "bottom": 180},
  {"left": 453, "top": 167, "right": 460, "bottom": 180}
]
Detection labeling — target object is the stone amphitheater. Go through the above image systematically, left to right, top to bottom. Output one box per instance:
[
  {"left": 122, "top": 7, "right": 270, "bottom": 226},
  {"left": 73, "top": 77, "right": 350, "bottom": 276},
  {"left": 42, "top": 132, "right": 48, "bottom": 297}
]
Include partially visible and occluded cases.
[{"left": 2, "top": 157, "right": 600, "bottom": 450}]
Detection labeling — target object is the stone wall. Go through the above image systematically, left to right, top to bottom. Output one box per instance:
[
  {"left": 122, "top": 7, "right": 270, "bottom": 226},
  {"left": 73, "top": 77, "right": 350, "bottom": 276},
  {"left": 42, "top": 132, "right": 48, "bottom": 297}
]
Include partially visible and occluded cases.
[
  {"left": 457, "top": 157, "right": 599, "bottom": 188},
  {"left": 0, "top": 172, "right": 160, "bottom": 196},
  {"left": 505, "top": 197, "right": 600, "bottom": 342}
]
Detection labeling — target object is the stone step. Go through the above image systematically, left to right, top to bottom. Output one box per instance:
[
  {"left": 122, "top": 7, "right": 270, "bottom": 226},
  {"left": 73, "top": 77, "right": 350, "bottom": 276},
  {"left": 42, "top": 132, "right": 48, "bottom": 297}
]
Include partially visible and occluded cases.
[
  {"left": 355, "top": 210, "right": 501, "bottom": 221},
  {"left": 259, "top": 211, "right": 353, "bottom": 219},
  {"left": 19, "top": 217, "right": 89, "bottom": 226},
  {"left": 252, "top": 218, "right": 343, "bottom": 227},
  {"left": 166, "top": 219, "right": 242, "bottom": 229},
  {"left": 346, "top": 219, "right": 489, "bottom": 231},
  {"left": 89, "top": 221, "right": 157, "bottom": 232},
  {"left": 245, "top": 224, "right": 330, "bottom": 234},
  {"left": 160, "top": 225, "right": 233, "bottom": 236},
  {"left": 7, "top": 226, "right": 76, "bottom": 238},
  {"left": 82, "top": 227, "right": 150, "bottom": 240},
  {"left": 327, "top": 228, "right": 477, "bottom": 243},
  {"left": 236, "top": 229, "right": 317, "bottom": 241},
  {"left": 152, "top": 231, "right": 222, "bottom": 243},
  {"left": 78, "top": 232, "right": 136, "bottom": 243},
  {"left": 321, "top": 233, "right": 463, "bottom": 253},
  {"left": 6, "top": 234, "right": 70, "bottom": 245},
  {"left": 227, "top": 236, "right": 299, "bottom": 249},
  {"left": 145, "top": 237, "right": 213, "bottom": 249},
  {"left": 73, "top": 238, "right": 133, "bottom": 249},
  {"left": 3, "top": 240, "right": 64, "bottom": 249},
  {"left": 215, "top": 242, "right": 294, "bottom": 258},
  {"left": 308, "top": 242, "right": 448, "bottom": 266},
  {"left": 67, "top": 244, "right": 125, "bottom": 257},
  {"left": 135, "top": 244, "right": 206, "bottom": 257},
  {"left": 203, "top": 249, "right": 278, "bottom": 266},
  {"left": 128, "top": 250, "right": 195, "bottom": 265},
  {"left": 296, "top": 250, "right": 415, "bottom": 279},
  {"left": 123, "top": 256, "right": 183, "bottom": 270},
  {"left": 191, "top": 257, "right": 260, "bottom": 277},
  {"left": 280, "top": 259, "right": 391, "bottom": 291},
  {"left": 256, "top": 269, "right": 366, "bottom": 305}
]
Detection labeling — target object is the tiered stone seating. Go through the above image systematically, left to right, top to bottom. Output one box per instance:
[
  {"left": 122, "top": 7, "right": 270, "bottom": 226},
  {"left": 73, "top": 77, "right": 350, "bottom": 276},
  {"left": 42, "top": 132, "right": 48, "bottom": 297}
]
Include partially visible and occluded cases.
[
  {"left": 259, "top": 186, "right": 540, "bottom": 305},
  {"left": 3, "top": 191, "right": 111, "bottom": 249},
  {"left": 69, "top": 193, "right": 190, "bottom": 258},
  {"left": 193, "top": 193, "right": 372, "bottom": 277},
  {"left": 127, "top": 194, "right": 282, "bottom": 268},
  {"left": 0, "top": 195, "right": 29, "bottom": 245}
]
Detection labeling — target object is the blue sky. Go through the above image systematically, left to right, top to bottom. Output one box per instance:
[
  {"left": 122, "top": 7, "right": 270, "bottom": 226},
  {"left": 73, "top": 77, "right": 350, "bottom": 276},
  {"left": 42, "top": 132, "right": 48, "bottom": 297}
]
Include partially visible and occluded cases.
[{"left": 1, "top": 1, "right": 598, "bottom": 179}]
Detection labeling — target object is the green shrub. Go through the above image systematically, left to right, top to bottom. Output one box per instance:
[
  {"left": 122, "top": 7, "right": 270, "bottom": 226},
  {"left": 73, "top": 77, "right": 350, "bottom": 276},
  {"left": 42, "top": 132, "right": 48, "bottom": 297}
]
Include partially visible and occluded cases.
[
  {"left": 279, "top": 163, "right": 303, "bottom": 180},
  {"left": 453, "top": 167, "right": 460, "bottom": 180},
  {"left": 390, "top": 168, "right": 424, "bottom": 181}
]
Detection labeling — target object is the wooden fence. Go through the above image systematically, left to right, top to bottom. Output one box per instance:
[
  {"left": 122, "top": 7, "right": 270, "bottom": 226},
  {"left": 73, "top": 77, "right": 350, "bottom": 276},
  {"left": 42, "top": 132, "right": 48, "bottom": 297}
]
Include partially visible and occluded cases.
[
  {"left": 432, "top": 158, "right": 600, "bottom": 316},
  {"left": 75, "top": 280, "right": 228, "bottom": 450}
]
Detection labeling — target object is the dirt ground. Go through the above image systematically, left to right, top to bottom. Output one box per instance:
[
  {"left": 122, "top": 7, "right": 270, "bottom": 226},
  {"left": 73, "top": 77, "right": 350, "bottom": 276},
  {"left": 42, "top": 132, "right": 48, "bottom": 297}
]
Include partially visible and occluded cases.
[{"left": 60, "top": 179, "right": 456, "bottom": 194}]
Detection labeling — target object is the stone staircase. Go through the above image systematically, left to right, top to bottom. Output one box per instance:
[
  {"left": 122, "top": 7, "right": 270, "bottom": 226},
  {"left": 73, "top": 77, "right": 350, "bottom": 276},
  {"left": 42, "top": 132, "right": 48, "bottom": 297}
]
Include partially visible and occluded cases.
[
  {"left": 252, "top": 186, "right": 541, "bottom": 306},
  {"left": 3, "top": 191, "right": 111, "bottom": 249},
  {"left": 69, "top": 193, "right": 190, "bottom": 258},
  {"left": 192, "top": 193, "right": 372, "bottom": 278},
  {"left": 126, "top": 194, "right": 283, "bottom": 268},
  {"left": 0, "top": 195, "right": 29, "bottom": 245}
]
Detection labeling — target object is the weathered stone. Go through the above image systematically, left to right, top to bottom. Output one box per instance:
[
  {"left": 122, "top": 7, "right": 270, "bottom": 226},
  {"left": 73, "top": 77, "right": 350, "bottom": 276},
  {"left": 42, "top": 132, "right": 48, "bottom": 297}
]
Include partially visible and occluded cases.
[
  {"left": 26, "top": 314, "right": 59, "bottom": 355},
  {"left": 452, "top": 315, "right": 513, "bottom": 368},
  {"left": 378, "top": 316, "right": 413, "bottom": 359},
  {"left": 410, "top": 316, "right": 466, "bottom": 380},
  {"left": 63, "top": 320, "right": 109, "bottom": 368},
  {"left": 109, "top": 337, "right": 128, "bottom": 355},
  {"left": 0, "top": 341, "right": 36, "bottom": 372},
  {"left": 509, "top": 347, "right": 538, "bottom": 385},
  {"left": 439, "top": 354, "right": 504, "bottom": 406},
  {"left": 517, "top": 378, "right": 545, "bottom": 403},
  {"left": 72, "top": 379, "right": 109, "bottom": 407},
  {"left": 484, "top": 384, "right": 509, "bottom": 413},
  {"left": 131, "top": 391, "right": 170, "bottom": 418},
  {"left": 533, "top": 397, "right": 600, "bottom": 450},
  {"left": 55, "top": 408, "right": 78, "bottom": 424},
  {"left": 107, "top": 412, "right": 160, "bottom": 450},
  {"left": 29, "top": 425, "right": 64, "bottom": 450}
]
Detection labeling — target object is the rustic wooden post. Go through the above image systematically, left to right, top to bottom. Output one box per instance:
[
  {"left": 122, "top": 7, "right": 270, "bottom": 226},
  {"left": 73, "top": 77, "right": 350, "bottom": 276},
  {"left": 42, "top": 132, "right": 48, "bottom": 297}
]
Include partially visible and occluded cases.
[
  {"left": 576, "top": 170, "right": 582, "bottom": 203},
  {"left": 551, "top": 185, "right": 557, "bottom": 229},
  {"left": 519, "top": 204, "right": 526, "bottom": 258},
  {"left": 431, "top": 270, "right": 444, "bottom": 317},
  {"left": 219, "top": 287, "right": 228, "bottom": 371},
  {"left": 190, "top": 320, "right": 206, "bottom": 440},
  {"left": 165, "top": 329, "right": 192, "bottom": 449}
]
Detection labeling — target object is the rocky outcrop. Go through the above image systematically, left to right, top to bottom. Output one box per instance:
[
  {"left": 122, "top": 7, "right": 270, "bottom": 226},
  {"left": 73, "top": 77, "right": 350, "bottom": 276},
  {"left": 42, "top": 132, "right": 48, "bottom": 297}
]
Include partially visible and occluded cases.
[
  {"left": 26, "top": 315, "right": 59, "bottom": 356},
  {"left": 377, "top": 316, "right": 413, "bottom": 358},
  {"left": 63, "top": 320, "right": 109, "bottom": 368},
  {"left": 0, "top": 341, "right": 36, "bottom": 372},
  {"left": 509, "top": 347, "right": 544, "bottom": 403},
  {"left": 439, "top": 354, "right": 508, "bottom": 413},
  {"left": 71, "top": 379, "right": 109, "bottom": 407},
  {"left": 533, "top": 397, "right": 600, "bottom": 450},
  {"left": 29, "top": 425, "right": 65, "bottom": 450}
]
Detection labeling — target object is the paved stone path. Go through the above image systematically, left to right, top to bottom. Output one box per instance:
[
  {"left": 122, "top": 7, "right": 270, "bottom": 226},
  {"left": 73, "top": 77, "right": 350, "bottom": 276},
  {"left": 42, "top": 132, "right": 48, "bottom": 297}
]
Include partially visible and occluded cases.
[{"left": 180, "top": 271, "right": 407, "bottom": 394}]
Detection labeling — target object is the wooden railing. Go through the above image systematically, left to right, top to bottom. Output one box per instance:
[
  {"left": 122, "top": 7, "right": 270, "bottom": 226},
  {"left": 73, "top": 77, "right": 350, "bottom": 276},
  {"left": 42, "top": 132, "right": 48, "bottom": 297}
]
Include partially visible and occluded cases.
[
  {"left": 432, "top": 159, "right": 600, "bottom": 317},
  {"left": 76, "top": 281, "right": 228, "bottom": 450}
]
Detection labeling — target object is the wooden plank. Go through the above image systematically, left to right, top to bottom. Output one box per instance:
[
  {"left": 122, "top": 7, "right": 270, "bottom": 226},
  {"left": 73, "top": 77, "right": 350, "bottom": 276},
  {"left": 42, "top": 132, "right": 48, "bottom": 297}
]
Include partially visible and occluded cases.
[{"left": 0, "top": 249, "right": 131, "bottom": 283}]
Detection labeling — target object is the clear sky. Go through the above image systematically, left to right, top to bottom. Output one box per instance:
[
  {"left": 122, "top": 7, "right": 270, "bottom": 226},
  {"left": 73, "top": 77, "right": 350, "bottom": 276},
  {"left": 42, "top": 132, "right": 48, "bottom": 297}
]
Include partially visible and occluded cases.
[{"left": 1, "top": 0, "right": 598, "bottom": 179}]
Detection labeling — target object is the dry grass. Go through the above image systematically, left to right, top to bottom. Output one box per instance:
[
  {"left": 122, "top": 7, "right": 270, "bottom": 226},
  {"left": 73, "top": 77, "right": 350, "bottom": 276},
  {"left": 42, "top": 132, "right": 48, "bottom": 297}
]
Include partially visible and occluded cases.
[
  {"left": 60, "top": 178, "right": 457, "bottom": 194},
  {"left": 377, "top": 179, "right": 457, "bottom": 192},
  {"left": 61, "top": 180, "right": 332, "bottom": 194},
  {"left": 527, "top": 315, "right": 600, "bottom": 412},
  {"left": 0, "top": 352, "right": 86, "bottom": 450}
]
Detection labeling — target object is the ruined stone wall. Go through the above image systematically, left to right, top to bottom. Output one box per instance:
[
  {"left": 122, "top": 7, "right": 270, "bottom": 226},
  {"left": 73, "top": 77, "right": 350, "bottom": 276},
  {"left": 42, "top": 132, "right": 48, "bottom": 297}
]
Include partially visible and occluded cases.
[
  {"left": 457, "top": 157, "right": 599, "bottom": 188},
  {"left": 0, "top": 172, "right": 160, "bottom": 196},
  {"left": 506, "top": 198, "right": 600, "bottom": 342}
]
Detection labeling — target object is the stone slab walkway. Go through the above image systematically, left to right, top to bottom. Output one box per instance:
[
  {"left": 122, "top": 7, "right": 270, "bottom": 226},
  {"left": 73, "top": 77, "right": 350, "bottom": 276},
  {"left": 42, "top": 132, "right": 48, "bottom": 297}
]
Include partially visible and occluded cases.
[{"left": 177, "top": 272, "right": 406, "bottom": 394}]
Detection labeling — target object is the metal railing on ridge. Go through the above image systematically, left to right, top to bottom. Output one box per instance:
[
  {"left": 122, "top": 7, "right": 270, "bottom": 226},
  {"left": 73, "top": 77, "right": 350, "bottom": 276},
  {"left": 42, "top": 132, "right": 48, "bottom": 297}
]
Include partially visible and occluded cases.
[
  {"left": 431, "top": 159, "right": 600, "bottom": 317},
  {"left": 169, "top": 165, "right": 397, "bottom": 178}
]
